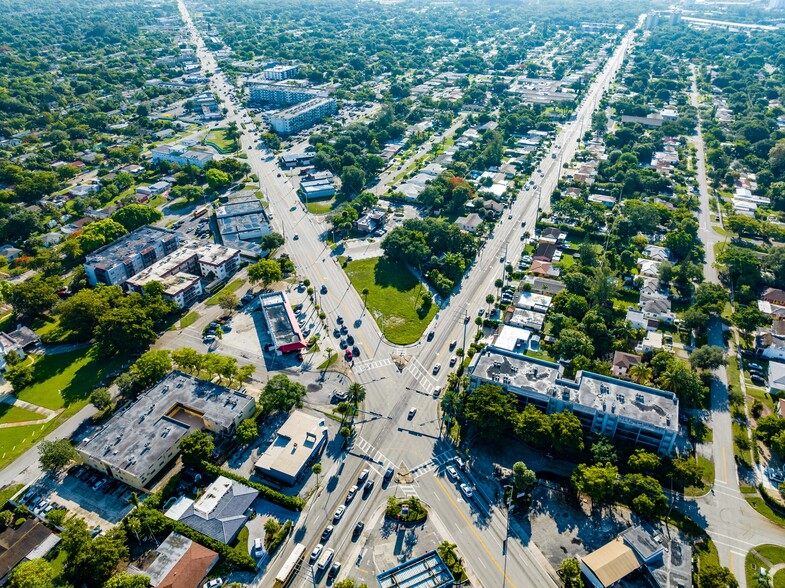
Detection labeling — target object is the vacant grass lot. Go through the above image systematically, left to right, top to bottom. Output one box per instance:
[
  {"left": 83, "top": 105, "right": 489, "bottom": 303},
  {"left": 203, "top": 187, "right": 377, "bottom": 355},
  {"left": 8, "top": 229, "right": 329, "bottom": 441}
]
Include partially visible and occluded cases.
[
  {"left": 205, "top": 128, "right": 237, "bottom": 153},
  {"left": 305, "top": 193, "right": 349, "bottom": 214},
  {"left": 344, "top": 257, "right": 437, "bottom": 345},
  {"left": 179, "top": 311, "right": 200, "bottom": 329},
  {"left": 0, "top": 347, "right": 124, "bottom": 469},
  {"left": 0, "top": 404, "right": 44, "bottom": 425}
]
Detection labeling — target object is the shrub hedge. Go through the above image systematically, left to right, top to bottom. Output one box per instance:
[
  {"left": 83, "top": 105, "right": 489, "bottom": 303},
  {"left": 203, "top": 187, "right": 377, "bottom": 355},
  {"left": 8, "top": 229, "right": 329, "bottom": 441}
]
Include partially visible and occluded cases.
[{"left": 202, "top": 463, "right": 304, "bottom": 511}]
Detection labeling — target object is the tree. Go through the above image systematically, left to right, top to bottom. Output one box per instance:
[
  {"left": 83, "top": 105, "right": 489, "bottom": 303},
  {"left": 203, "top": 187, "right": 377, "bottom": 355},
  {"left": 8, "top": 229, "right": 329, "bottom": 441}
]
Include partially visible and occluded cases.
[
  {"left": 341, "top": 165, "right": 366, "bottom": 194},
  {"left": 206, "top": 168, "right": 231, "bottom": 191},
  {"left": 170, "top": 184, "right": 205, "bottom": 203},
  {"left": 111, "top": 204, "right": 162, "bottom": 232},
  {"left": 77, "top": 219, "right": 128, "bottom": 254},
  {"left": 261, "top": 232, "right": 285, "bottom": 251},
  {"left": 248, "top": 259, "right": 283, "bottom": 288},
  {"left": 7, "top": 277, "right": 62, "bottom": 320},
  {"left": 694, "top": 283, "right": 728, "bottom": 314},
  {"left": 57, "top": 287, "right": 114, "bottom": 340},
  {"left": 362, "top": 287, "right": 370, "bottom": 309},
  {"left": 216, "top": 291, "right": 239, "bottom": 312},
  {"left": 96, "top": 306, "right": 156, "bottom": 356},
  {"left": 682, "top": 306, "right": 709, "bottom": 333},
  {"left": 731, "top": 306, "right": 767, "bottom": 334},
  {"left": 553, "top": 329, "right": 594, "bottom": 361},
  {"left": 689, "top": 345, "right": 726, "bottom": 370},
  {"left": 171, "top": 347, "right": 204, "bottom": 373},
  {"left": 130, "top": 350, "right": 172, "bottom": 389},
  {"left": 5, "top": 362, "right": 33, "bottom": 394},
  {"left": 628, "top": 363, "right": 652, "bottom": 385},
  {"left": 260, "top": 374, "right": 307, "bottom": 413},
  {"left": 348, "top": 382, "right": 366, "bottom": 406},
  {"left": 463, "top": 384, "right": 517, "bottom": 440},
  {"left": 90, "top": 388, "right": 112, "bottom": 410},
  {"left": 515, "top": 405, "right": 552, "bottom": 450},
  {"left": 551, "top": 411, "right": 584, "bottom": 457},
  {"left": 236, "top": 418, "right": 258, "bottom": 445},
  {"left": 179, "top": 430, "right": 214, "bottom": 467},
  {"left": 591, "top": 436, "right": 618, "bottom": 465},
  {"left": 38, "top": 439, "right": 77, "bottom": 473},
  {"left": 627, "top": 449, "right": 660, "bottom": 473},
  {"left": 671, "top": 457, "right": 704, "bottom": 488},
  {"left": 512, "top": 461, "right": 537, "bottom": 495},
  {"left": 312, "top": 462, "right": 323, "bottom": 485},
  {"left": 572, "top": 463, "right": 617, "bottom": 503},
  {"left": 560, "top": 558, "right": 584, "bottom": 588},
  {"left": 5, "top": 559, "right": 55, "bottom": 588},
  {"left": 698, "top": 564, "right": 739, "bottom": 588},
  {"left": 103, "top": 573, "right": 151, "bottom": 588}
]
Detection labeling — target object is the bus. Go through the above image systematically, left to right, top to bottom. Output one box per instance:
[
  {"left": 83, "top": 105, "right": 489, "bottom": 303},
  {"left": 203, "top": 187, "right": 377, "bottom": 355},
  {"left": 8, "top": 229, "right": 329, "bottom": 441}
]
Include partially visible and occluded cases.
[
  {"left": 192, "top": 206, "right": 208, "bottom": 218},
  {"left": 274, "top": 543, "right": 306, "bottom": 588}
]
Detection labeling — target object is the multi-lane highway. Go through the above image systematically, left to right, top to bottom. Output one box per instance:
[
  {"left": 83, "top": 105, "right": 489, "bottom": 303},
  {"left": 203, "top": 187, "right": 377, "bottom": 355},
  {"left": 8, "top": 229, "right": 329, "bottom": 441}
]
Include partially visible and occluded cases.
[{"left": 178, "top": 1, "right": 636, "bottom": 584}]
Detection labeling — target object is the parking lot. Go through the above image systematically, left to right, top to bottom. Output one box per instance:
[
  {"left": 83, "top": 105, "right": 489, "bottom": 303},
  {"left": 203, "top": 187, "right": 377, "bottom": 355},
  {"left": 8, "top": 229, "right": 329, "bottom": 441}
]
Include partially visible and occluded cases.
[{"left": 20, "top": 465, "right": 135, "bottom": 531}]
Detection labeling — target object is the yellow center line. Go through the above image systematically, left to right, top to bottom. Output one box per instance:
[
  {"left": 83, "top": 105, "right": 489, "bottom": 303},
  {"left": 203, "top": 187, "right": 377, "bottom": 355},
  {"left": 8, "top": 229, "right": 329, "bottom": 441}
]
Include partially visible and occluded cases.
[{"left": 433, "top": 476, "right": 517, "bottom": 588}]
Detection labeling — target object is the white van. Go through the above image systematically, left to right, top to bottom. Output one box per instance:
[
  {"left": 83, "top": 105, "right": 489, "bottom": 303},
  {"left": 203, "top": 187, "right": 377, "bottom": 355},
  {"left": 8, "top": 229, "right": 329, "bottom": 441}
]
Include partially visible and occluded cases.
[{"left": 317, "top": 548, "right": 335, "bottom": 571}]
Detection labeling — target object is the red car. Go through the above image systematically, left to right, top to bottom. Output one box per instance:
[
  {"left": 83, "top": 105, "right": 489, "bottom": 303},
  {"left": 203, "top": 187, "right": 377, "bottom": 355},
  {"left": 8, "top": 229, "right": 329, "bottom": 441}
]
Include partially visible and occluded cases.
[{"left": 345, "top": 349, "right": 353, "bottom": 361}]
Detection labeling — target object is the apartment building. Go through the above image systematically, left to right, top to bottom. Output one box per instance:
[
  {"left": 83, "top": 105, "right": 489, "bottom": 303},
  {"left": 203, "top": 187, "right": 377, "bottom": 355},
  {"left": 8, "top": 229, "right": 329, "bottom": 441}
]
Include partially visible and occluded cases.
[
  {"left": 262, "top": 65, "right": 299, "bottom": 80},
  {"left": 247, "top": 83, "right": 324, "bottom": 106},
  {"left": 269, "top": 98, "right": 337, "bottom": 135},
  {"left": 151, "top": 145, "right": 214, "bottom": 168},
  {"left": 84, "top": 225, "right": 179, "bottom": 287},
  {"left": 468, "top": 346, "right": 679, "bottom": 455}
]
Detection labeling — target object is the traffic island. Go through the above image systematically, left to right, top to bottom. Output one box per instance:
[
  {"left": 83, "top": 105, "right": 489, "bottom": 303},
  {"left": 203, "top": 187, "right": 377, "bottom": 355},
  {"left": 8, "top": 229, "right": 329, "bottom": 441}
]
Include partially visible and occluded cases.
[{"left": 384, "top": 495, "right": 428, "bottom": 525}]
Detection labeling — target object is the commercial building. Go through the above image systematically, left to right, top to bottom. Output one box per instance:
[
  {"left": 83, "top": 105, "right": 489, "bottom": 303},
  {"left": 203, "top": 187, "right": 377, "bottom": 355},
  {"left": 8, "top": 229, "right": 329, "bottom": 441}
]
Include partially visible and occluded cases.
[
  {"left": 263, "top": 65, "right": 299, "bottom": 80},
  {"left": 247, "top": 82, "right": 324, "bottom": 106},
  {"left": 269, "top": 98, "right": 337, "bottom": 135},
  {"left": 151, "top": 145, "right": 214, "bottom": 168},
  {"left": 280, "top": 153, "right": 314, "bottom": 168},
  {"left": 299, "top": 177, "right": 336, "bottom": 200},
  {"left": 215, "top": 196, "right": 272, "bottom": 243},
  {"left": 84, "top": 225, "right": 180, "bottom": 287},
  {"left": 126, "top": 242, "right": 240, "bottom": 307},
  {"left": 258, "top": 291, "right": 306, "bottom": 354},
  {"left": 468, "top": 347, "right": 679, "bottom": 455},
  {"left": 76, "top": 371, "right": 256, "bottom": 489},
  {"left": 254, "top": 410, "right": 328, "bottom": 485},
  {"left": 165, "top": 476, "right": 258, "bottom": 544},
  {"left": 128, "top": 532, "right": 219, "bottom": 588},
  {"left": 376, "top": 551, "right": 454, "bottom": 588}
]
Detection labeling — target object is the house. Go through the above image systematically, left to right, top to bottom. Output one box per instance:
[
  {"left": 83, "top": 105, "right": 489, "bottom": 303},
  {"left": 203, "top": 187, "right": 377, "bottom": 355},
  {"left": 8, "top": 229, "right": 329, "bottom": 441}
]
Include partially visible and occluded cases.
[
  {"left": 68, "top": 184, "right": 100, "bottom": 198},
  {"left": 588, "top": 194, "right": 616, "bottom": 208},
  {"left": 483, "top": 200, "right": 505, "bottom": 217},
  {"left": 455, "top": 214, "right": 483, "bottom": 233},
  {"left": 539, "top": 227, "right": 565, "bottom": 244},
  {"left": 41, "top": 232, "right": 63, "bottom": 247},
  {"left": 533, "top": 242, "right": 557, "bottom": 262},
  {"left": 0, "top": 245, "right": 22, "bottom": 262},
  {"left": 643, "top": 245, "right": 671, "bottom": 262},
  {"left": 637, "top": 258, "right": 662, "bottom": 279},
  {"left": 529, "top": 260, "right": 560, "bottom": 278},
  {"left": 525, "top": 276, "right": 566, "bottom": 296},
  {"left": 762, "top": 288, "right": 785, "bottom": 306},
  {"left": 513, "top": 291, "right": 552, "bottom": 313},
  {"left": 640, "top": 298, "right": 675, "bottom": 323},
  {"left": 758, "top": 300, "right": 785, "bottom": 319},
  {"left": 504, "top": 307, "right": 546, "bottom": 332},
  {"left": 626, "top": 309, "right": 657, "bottom": 332},
  {"left": 756, "top": 324, "right": 785, "bottom": 362},
  {"left": 0, "top": 327, "right": 40, "bottom": 371},
  {"left": 637, "top": 331, "right": 664, "bottom": 354},
  {"left": 612, "top": 351, "right": 642, "bottom": 379},
  {"left": 770, "top": 362, "right": 785, "bottom": 396},
  {"left": 165, "top": 476, "right": 258, "bottom": 544},
  {"left": 0, "top": 519, "right": 60, "bottom": 583},
  {"left": 128, "top": 532, "right": 219, "bottom": 588},
  {"left": 580, "top": 538, "right": 641, "bottom": 588}
]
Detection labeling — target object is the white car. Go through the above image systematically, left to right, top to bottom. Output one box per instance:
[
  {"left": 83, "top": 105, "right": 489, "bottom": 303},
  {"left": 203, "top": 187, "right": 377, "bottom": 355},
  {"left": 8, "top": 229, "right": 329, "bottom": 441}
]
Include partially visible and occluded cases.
[
  {"left": 446, "top": 466, "right": 458, "bottom": 481},
  {"left": 460, "top": 483, "right": 473, "bottom": 498},
  {"left": 333, "top": 505, "right": 346, "bottom": 522},
  {"left": 253, "top": 537, "right": 264, "bottom": 558},
  {"left": 309, "top": 543, "right": 324, "bottom": 563},
  {"left": 203, "top": 580, "right": 224, "bottom": 588}
]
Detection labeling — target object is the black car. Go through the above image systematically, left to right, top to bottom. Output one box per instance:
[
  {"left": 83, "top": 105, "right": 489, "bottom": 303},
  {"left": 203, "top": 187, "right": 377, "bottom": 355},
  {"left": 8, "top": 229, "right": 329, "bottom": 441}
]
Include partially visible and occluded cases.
[
  {"left": 321, "top": 285, "right": 328, "bottom": 294},
  {"left": 337, "top": 316, "right": 344, "bottom": 324},
  {"left": 333, "top": 328, "right": 341, "bottom": 338},
  {"left": 427, "top": 331, "right": 435, "bottom": 341},
  {"left": 346, "top": 335, "right": 355, "bottom": 345},
  {"left": 352, "top": 346, "right": 360, "bottom": 357},
  {"left": 383, "top": 467, "right": 394, "bottom": 482},
  {"left": 363, "top": 479, "right": 375, "bottom": 495},
  {"left": 353, "top": 521, "right": 365, "bottom": 538},
  {"left": 321, "top": 525, "right": 334, "bottom": 542}
]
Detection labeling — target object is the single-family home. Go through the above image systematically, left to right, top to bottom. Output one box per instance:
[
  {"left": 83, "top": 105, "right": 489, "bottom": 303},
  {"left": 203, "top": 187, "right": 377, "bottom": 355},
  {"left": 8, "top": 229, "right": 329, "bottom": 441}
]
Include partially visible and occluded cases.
[
  {"left": 588, "top": 194, "right": 616, "bottom": 208},
  {"left": 483, "top": 200, "right": 505, "bottom": 218},
  {"left": 356, "top": 209, "right": 386, "bottom": 233},
  {"left": 455, "top": 214, "right": 483, "bottom": 233},
  {"left": 539, "top": 227, "right": 565, "bottom": 244},
  {"left": 41, "top": 232, "right": 63, "bottom": 248},
  {"left": 533, "top": 242, "right": 557, "bottom": 262},
  {"left": 0, "top": 245, "right": 22, "bottom": 262},
  {"left": 643, "top": 245, "right": 671, "bottom": 262},
  {"left": 637, "top": 258, "right": 662, "bottom": 279},
  {"left": 529, "top": 260, "right": 560, "bottom": 278},
  {"left": 524, "top": 276, "right": 566, "bottom": 296},
  {"left": 762, "top": 288, "right": 785, "bottom": 306},
  {"left": 640, "top": 298, "right": 675, "bottom": 323},
  {"left": 759, "top": 299, "right": 785, "bottom": 319},
  {"left": 626, "top": 309, "right": 657, "bottom": 332},
  {"left": 637, "top": 331, "right": 664, "bottom": 354},
  {"left": 612, "top": 351, "right": 642, "bottom": 379},
  {"left": 769, "top": 362, "right": 785, "bottom": 396},
  {"left": 0, "top": 520, "right": 60, "bottom": 583},
  {"left": 127, "top": 532, "right": 219, "bottom": 588}
]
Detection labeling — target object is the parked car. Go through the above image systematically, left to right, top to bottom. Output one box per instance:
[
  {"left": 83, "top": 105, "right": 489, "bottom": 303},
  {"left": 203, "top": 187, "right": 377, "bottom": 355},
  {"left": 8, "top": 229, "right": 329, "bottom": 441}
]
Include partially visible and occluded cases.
[
  {"left": 432, "top": 363, "right": 441, "bottom": 375},
  {"left": 408, "top": 407, "right": 417, "bottom": 419},
  {"left": 446, "top": 466, "right": 458, "bottom": 481},
  {"left": 384, "top": 467, "right": 395, "bottom": 482},
  {"left": 460, "top": 483, "right": 474, "bottom": 498},
  {"left": 253, "top": 537, "right": 264, "bottom": 557},
  {"left": 328, "top": 561, "right": 342, "bottom": 579}
]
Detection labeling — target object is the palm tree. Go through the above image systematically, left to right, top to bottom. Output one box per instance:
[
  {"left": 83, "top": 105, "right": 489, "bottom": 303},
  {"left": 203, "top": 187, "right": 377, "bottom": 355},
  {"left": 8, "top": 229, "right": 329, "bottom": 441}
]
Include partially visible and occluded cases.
[
  {"left": 361, "top": 287, "right": 370, "bottom": 311},
  {"left": 628, "top": 363, "right": 653, "bottom": 385},
  {"left": 348, "top": 382, "right": 366, "bottom": 406},
  {"left": 335, "top": 401, "right": 352, "bottom": 425},
  {"left": 312, "top": 462, "right": 322, "bottom": 485},
  {"left": 438, "top": 540, "right": 459, "bottom": 566}
]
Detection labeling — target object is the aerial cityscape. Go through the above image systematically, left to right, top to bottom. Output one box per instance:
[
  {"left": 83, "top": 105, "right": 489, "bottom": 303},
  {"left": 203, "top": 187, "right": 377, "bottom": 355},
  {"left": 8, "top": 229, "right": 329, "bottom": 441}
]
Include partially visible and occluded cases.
[{"left": 0, "top": 0, "right": 785, "bottom": 587}]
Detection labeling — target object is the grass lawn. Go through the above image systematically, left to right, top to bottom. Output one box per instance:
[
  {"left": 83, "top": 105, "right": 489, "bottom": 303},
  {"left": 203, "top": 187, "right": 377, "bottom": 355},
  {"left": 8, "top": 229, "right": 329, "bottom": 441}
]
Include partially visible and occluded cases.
[
  {"left": 205, "top": 129, "right": 238, "bottom": 153},
  {"left": 306, "top": 193, "right": 350, "bottom": 215},
  {"left": 147, "top": 194, "right": 167, "bottom": 208},
  {"left": 344, "top": 257, "right": 437, "bottom": 345},
  {"left": 205, "top": 278, "right": 245, "bottom": 305},
  {"left": 179, "top": 311, "right": 200, "bottom": 329},
  {"left": 317, "top": 354, "right": 338, "bottom": 370},
  {"left": 0, "top": 404, "right": 45, "bottom": 425},
  {"left": 684, "top": 456, "right": 714, "bottom": 497},
  {"left": 0, "top": 483, "right": 23, "bottom": 507},
  {"left": 745, "top": 495, "right": 785, "bottom": 527},
  {"left": 231, "top": 525, "right": 249, "bottom": 558},
  {"left": 747, "top": 545, "right": 785, "bottom": 587},
  {"left": 775, "top": 569, "right": 785, "bottom": 588}
]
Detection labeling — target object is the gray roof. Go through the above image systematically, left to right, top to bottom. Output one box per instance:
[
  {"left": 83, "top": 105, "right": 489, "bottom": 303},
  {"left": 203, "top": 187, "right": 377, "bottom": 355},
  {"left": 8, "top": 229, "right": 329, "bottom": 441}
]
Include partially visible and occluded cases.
[
  {"left": 85, "top": 225, "right": 178, "bottom": 271},
  {"left": 77, "top": 371, "right": 255, "bottom": 480},
  {"left": 166, "top": 476, "right": 257, "bottom": 544},
  {"left": 377, "top": 550, "right": 454, "bottom": 588}
]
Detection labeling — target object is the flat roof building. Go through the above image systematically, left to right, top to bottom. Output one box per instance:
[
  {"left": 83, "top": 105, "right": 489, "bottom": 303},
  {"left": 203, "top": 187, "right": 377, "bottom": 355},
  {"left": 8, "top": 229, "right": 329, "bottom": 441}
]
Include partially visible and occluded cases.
[
  {"left": 263, "top": 65, "right": 300, "bottom": 80},
  {"left": 247, "top": 82, "right": 324, "bottom": 106},
  {"left": 269, "top": 98, "right": 337, "bottom": 135},
  {"left": 151, "top": 145, "right": 214, "bottom": 168},
  {"left": 299, "top": 177, "right": 335, "bottom": 200},
  {"left": 215, "top": 196, "right": 272, "bottom": 243},
  {"left": 84, "top": 225, "right": 180, "bottom": 287},
  {"left": 126, "top": 241, "right": 240, "bottom": 307},
  {"left": 259, "top": 291, "right": 306, "bottom": 353},
  {"left": 468, "top": 347, "right": 679, "bottom": 455},
  {"left": 77, "top": 371, "right": 256, "bottom": 489},
  {"left": 254, "top": 410, "right": 328, "bottom": 486},
  {"left": 165, "top": 476, "right": 257, "bottom": 544},
  {"left": 580, "top": 539, "right": 640, "bottom": 588},
  {"left": 376, "top": 551, "right": 454, "bottom": 588}
]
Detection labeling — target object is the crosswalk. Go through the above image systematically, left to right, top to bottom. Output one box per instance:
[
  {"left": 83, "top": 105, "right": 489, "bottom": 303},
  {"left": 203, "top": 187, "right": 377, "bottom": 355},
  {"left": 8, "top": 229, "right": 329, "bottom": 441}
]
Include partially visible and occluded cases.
[
  {"left": 354, "top": 357, "right": 393, "bottom": 375},
  {"left": 406, "top": 357, "right": 437, "bottom": 390},
  {"left": 353, "top": 435, "right": 395, "bottom": 471},
  {"left": 407, "top": 449, "right": 455, "bottom": 481},
  {"left": 400, "top": 484, "right": 419, "bottom": 498}
]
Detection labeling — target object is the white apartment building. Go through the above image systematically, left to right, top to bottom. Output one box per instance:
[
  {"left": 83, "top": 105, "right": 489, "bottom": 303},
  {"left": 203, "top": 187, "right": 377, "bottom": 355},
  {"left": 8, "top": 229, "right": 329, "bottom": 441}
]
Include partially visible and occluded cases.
[
  {"left": 263, "top": 65, "right": 299, "bottom": 81},
  {"left": 247, "top": 83, "right": 324, "bottom": 106},
  {"left": 269, "top": 98, "right": 337, "bottom": 135},
  {"left": 151, "top": 145, "right": 214, "bottom": 168}
]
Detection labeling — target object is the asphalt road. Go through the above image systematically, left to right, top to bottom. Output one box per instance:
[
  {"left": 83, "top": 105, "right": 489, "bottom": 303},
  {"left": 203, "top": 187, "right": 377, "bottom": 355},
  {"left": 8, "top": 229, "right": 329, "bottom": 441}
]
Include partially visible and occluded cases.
[{"left": 178, "top": 2, "right": 637, "bottom": 584}]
